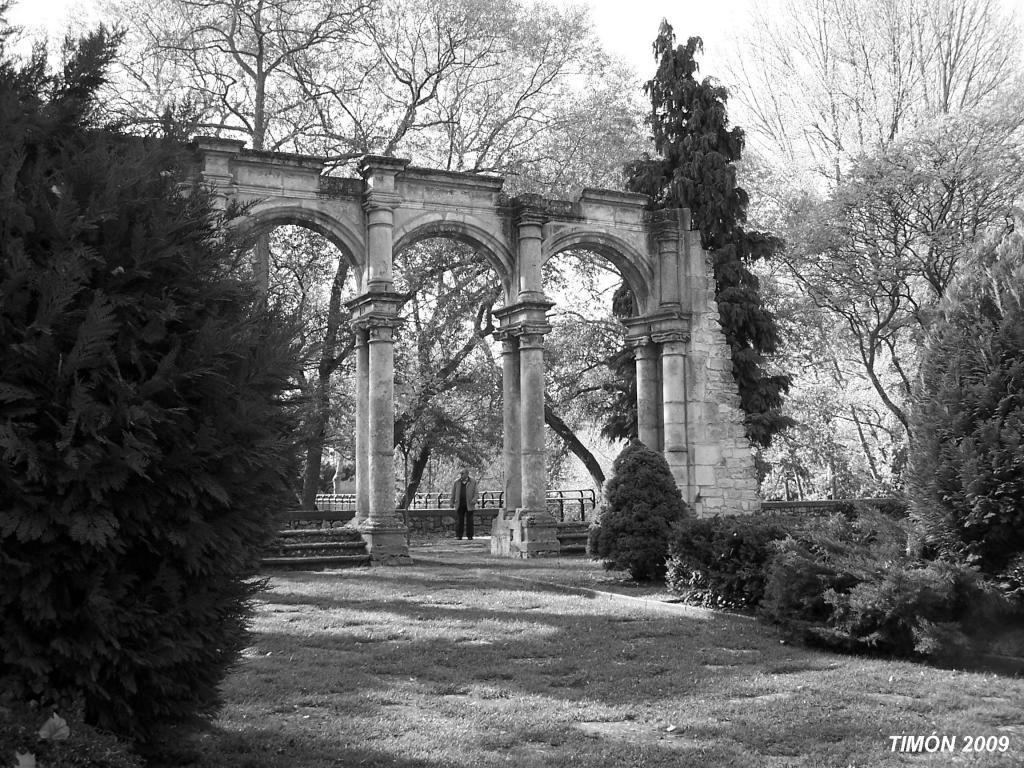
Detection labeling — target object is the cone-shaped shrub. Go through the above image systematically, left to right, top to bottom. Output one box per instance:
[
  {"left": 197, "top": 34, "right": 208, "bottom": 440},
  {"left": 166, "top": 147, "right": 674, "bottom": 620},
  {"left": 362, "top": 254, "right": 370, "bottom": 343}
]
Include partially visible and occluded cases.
[
  {"left": 0, "top": 28, "right": 301, "bottom": 743},
  {"left": 592, "top": 440, "right": 689, "bottom": 580}
]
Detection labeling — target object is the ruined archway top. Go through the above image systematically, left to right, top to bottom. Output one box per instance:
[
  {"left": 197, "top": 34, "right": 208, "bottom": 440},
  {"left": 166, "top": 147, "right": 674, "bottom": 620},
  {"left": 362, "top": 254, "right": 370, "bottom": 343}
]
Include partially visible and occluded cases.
[
  {"left": 191, "top": 137, "right": 665, "bottom": 223},
  {"left": 228, "top": 201, "right": 364, "bottom": 271},
  {"left": 391, "top": 213, "right": 515, "bottom": 285},
  {"left": 542, "top": 228, "right": 656, "bottom": 314}
]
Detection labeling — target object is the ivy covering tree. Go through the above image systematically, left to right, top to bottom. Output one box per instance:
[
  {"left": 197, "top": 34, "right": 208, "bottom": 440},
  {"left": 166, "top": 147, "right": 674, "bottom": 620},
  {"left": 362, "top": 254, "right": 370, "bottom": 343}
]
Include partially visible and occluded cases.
[
  {"left": 0, "top": 20, "right": 301, "bottom": 746},
  {"left": 624, "top": 21, "right": 792, "bottom": 447},
  {"left": 908, "top": 230, "right": 1024, "bottom": 576},
  {"left": 591, "top": 441, "right": 688, "bottom": 581}
]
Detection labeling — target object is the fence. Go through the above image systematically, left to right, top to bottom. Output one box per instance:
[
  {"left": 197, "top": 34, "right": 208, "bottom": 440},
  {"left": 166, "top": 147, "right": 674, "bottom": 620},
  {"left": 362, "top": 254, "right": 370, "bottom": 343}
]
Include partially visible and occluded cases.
[{"left": 312, "top": 487, "right": 598, "bottom": 521}]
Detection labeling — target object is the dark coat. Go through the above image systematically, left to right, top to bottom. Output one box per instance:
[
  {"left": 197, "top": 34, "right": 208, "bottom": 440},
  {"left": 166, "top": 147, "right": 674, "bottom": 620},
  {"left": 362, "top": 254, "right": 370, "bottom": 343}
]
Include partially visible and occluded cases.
[{"left": 449, "top": 477, "right": 478, "bottom": 510}]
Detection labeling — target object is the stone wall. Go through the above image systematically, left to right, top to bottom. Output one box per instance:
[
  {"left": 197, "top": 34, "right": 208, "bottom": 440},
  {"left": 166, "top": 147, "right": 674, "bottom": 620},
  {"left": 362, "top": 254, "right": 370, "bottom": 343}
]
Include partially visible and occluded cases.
[
  {"left": 684, "top": 231, "right": 761, "bottom": 518},
  {"left": 405, "top": 509, "right": 500, "bottom": 537}
]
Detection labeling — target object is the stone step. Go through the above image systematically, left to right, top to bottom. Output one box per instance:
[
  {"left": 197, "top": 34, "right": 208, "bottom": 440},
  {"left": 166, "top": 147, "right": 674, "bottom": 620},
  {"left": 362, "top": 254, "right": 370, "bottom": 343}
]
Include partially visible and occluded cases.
[
  {"left": 275, "top": 528, "right": 363, "bottom": 542},
  {"left": 557, "top": 532, "right": 589, "bottom": 544},
  {"left": 268, "top": 540, "right": 368, "bottom": 554},
  {"left": 558, "top": 544, "right": 588, "bottom": 555},
  {"left": 261, "top": 554, "right": 371, "bottom": 570}
]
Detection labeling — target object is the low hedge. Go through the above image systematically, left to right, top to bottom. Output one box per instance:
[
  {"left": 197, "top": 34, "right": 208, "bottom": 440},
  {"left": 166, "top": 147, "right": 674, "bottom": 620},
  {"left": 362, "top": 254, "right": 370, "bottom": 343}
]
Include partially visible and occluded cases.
[
  {"left": 760, "top": 511, "right": 1016, "bottom": 666},
  {"left": 666, "top": 516, "right": 788, "bottom": 611}
]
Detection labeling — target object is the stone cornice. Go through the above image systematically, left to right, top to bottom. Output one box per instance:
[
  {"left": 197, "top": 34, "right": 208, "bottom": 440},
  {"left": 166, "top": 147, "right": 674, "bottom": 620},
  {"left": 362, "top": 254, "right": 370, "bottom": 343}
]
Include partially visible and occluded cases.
[
  {"left": 191, "top": 136, "right": 245, "bottom": 154},
  {"left": 358, "top": 155, "right": 412, "bottom": 177}
]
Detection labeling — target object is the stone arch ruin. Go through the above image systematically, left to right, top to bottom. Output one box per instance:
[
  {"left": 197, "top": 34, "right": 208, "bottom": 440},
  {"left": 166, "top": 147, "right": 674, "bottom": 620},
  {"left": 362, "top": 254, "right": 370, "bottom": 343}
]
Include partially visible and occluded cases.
[{"left": 193, "top": 136, "right": 760, "bottom": 562}]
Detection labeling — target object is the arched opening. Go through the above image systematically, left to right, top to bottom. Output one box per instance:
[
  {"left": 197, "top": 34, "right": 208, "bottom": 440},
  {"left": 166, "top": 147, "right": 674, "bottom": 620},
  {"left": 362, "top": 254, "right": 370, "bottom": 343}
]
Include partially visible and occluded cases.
[
  {"left": 233, "top": 204, "right": 364, "bottom": 289},
  {"left": 393, "top": 217, "right": 514, "bottom": 299},
  {"left": 241, "top": 221, "right": 362, "bottom": 510},
  {"left": 542, "top": 230, "right": 654, "bottom": 315},
  {"left": 389, "top": 231, "right": 508, "bottom": 516},
  {"left": 540, "top": 241, "right": 648, "bottom": 501}
]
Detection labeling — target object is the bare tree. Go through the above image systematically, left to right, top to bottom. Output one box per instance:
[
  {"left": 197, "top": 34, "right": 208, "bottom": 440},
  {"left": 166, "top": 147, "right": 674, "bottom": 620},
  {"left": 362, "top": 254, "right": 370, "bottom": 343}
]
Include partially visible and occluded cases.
[
  {"left": 728, "top": 0, "right": 1022, "bottom": 182},
  {"left": 784, "top": 108, "right": 1024, "bottom": 435}
]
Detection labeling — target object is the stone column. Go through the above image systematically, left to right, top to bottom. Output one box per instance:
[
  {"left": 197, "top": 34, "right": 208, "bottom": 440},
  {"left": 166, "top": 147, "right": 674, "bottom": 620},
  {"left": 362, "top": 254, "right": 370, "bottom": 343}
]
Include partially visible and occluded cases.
[
  {"left": 345, "top": 154, "right": 410, "bottom": 563},
  {"left": 359, "top": 155, "right": 409, "bottom": 292},
  {"left": 515, "top": 196, "right": 545, "bottom": 300},
  {"left": 491, "top": 197, "right": 558, "bottom": 557},
  {"left": 364, "top": 205, "right": 395, "bottom": 290},
  {"left": 653, "top": 209, "right": 683, "bottom": 308},
  {"left": 358, "top": 318, "right": 408, "bottom": 562},
  {"left": 367, "top": 321, "right": 396, "bottom": 519},
  {"left": 353, "top": 328, "right": 370, "bottom": 525},
  {"left": 518, "top": 330, "right": 547, "bottom": 512},
  {"left": 656, "top": 330, "right": 691, "bottom": 493},
  {"left": 499, "top": 333, "right": 522, "bottom": 511},
  {"left": 632, "top": 337, "right": 662, "bottom": 451}
]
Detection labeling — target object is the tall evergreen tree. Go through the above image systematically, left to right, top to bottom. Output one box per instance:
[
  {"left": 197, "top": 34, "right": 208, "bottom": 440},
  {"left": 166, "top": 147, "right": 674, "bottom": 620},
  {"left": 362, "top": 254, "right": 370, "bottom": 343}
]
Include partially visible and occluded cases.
[
  {"left": 0, "top": 19, "right": 301, "bottom": 744},
  {"left": 623, "top": 21, "right": 792, "bottom": 447},
  {"left": 908, "top": 230, "right": 1024, "bottom": 576}
]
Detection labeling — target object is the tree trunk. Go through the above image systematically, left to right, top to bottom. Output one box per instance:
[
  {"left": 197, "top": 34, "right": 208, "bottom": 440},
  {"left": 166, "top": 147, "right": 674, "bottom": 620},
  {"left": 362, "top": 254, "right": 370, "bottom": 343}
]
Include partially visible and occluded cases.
[
  {"left": 299, "top": 260, "right": 351, "bottom": 508},
  {"left": 544, "top": 399, "right": 605, "bottom": 490},
  {"left": 397, "top": 444, "right": 432, "bottom": 510}
]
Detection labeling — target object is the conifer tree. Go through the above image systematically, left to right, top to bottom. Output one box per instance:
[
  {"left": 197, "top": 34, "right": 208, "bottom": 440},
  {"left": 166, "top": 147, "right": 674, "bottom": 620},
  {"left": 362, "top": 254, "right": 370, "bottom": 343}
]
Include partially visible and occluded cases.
[
  {"left": 0, "top": 19, "right": 301, "bottom": 743},
  {"left": 624, "top": 21, "right": 792, "bottom": 447},
  {"left": 908, "top": 230, "right": 1024, "bottom": 576},
  {"left": 592, "top": 441, "right": 688, "bottom": 581}
]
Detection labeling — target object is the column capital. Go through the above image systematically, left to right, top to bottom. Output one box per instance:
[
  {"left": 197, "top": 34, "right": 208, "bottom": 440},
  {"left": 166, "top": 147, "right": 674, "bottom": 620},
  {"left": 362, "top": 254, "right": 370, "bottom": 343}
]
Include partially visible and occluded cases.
[
  {"left": 364, "top": 190, "right": 403, "bottom": 214},
  {"left": 512, "top": 194, "right": 548, "bottom": 228},
  {"left": 651, "top": 208, "right": 683, "bottom": 241},
  {"left": 346, "top": 291, "right": 404, "bottom": 316},
  {"left": 495, "top": 298, "right": 555, "bottom": 324},
  {"left": 621, "top": 310, "right": 691, "bottom": 337},
  {"left": 364, "top": 322, "right": 396, "bottom": 343},
  {"left": 493, "top": 327, "right": 520, "bottom": 344},
  {"left": 652, "top": 330, "right": 690, "bottom": 346},
  {"left": 518, "top": 332, "right": 547, "bottom": 350},
  {"left": 627, "top": 335, "right": 658, "bottom": 358},
  {"left": 498, "top": 338, "right": 519, "bottom": 354}
]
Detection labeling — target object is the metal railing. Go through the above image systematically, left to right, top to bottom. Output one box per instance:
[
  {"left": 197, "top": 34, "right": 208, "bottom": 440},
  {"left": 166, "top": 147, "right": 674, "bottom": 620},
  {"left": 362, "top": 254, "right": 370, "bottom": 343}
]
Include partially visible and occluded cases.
[{"left": 313, "top": 487, "right": 599, "bottom": 520}]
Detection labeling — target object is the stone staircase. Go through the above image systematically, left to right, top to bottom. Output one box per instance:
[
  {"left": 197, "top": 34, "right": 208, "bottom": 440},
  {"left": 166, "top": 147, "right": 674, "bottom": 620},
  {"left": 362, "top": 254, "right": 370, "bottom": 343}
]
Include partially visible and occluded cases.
[
  {"left": 556, "top": 522, "right": 591, "bottom": 555},
  {"left": 262, "top": 526, "right": 370, "bottom": 570}
]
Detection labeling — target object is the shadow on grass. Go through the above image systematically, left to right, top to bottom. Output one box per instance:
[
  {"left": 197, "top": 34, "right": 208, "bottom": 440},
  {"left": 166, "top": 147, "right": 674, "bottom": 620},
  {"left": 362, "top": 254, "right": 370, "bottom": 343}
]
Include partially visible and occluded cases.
[
  {"left": 195, "top": 564, "right": 1024, "bottom": 768},
  {"left": 243, "top": 569, "right": 778, "bottom": 712},
  {"left": 185, "top": 723, "right": 445, "bottom": 768}
]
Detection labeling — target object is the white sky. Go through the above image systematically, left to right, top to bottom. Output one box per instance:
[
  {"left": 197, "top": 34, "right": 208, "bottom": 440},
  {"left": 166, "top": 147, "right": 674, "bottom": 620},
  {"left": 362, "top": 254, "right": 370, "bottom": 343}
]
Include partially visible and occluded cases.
[
  {"left": 7, "top": 0, "right": 759, "bottom": 80},
  {"left": 573, "top": 0, "right": 760, "bottom": 80}
]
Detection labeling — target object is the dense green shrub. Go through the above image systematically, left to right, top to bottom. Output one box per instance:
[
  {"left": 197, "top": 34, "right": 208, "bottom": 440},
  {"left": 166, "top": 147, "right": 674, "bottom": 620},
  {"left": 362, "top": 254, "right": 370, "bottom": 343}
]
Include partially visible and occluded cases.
[
  {"left": 0, "top": 29, "right": 300, "bottom": 742},
  {"left": 907, "top": 230, "right": 1024, "bottom": 575},
  {"left": 591, "top": 441, "right": 688, "bottom": 581},
  {"left": 761, "top": 513, "right": 1013, "bottom": 665},
  {"left": 665, "top": 516, "right": 787, "bottom": 610},
  {"left": 761, "top": 537, "right": 852, "bottom": 625},
  {"left": 997, "top": 554, "right": 1024, "bottom": 608},
  {"left": 819, "top": 560, "right": 1004, "bottom": 664}
]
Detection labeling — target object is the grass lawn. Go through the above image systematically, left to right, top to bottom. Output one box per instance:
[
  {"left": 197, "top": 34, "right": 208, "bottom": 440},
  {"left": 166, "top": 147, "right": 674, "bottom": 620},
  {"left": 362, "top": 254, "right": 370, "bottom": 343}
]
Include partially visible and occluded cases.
[{"left": 187, "top": 544, "right": 1024, "bottom": 767}]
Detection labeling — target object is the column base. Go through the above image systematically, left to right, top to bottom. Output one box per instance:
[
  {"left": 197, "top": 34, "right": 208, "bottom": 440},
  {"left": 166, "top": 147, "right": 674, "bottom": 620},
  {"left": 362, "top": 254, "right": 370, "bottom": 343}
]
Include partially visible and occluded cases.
[
  {"left": 490, "top": 508, "right": 560, "bottom": 558},
  {"left": 355, "top": 521, "right": 411, "bottom": 565}
]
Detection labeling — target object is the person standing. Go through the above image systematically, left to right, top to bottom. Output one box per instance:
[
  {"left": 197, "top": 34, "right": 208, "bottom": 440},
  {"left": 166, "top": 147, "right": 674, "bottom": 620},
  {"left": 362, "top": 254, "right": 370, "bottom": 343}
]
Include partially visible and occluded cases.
[{"left": 449, "top": 469, "right": 478, "bottom": 540}]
